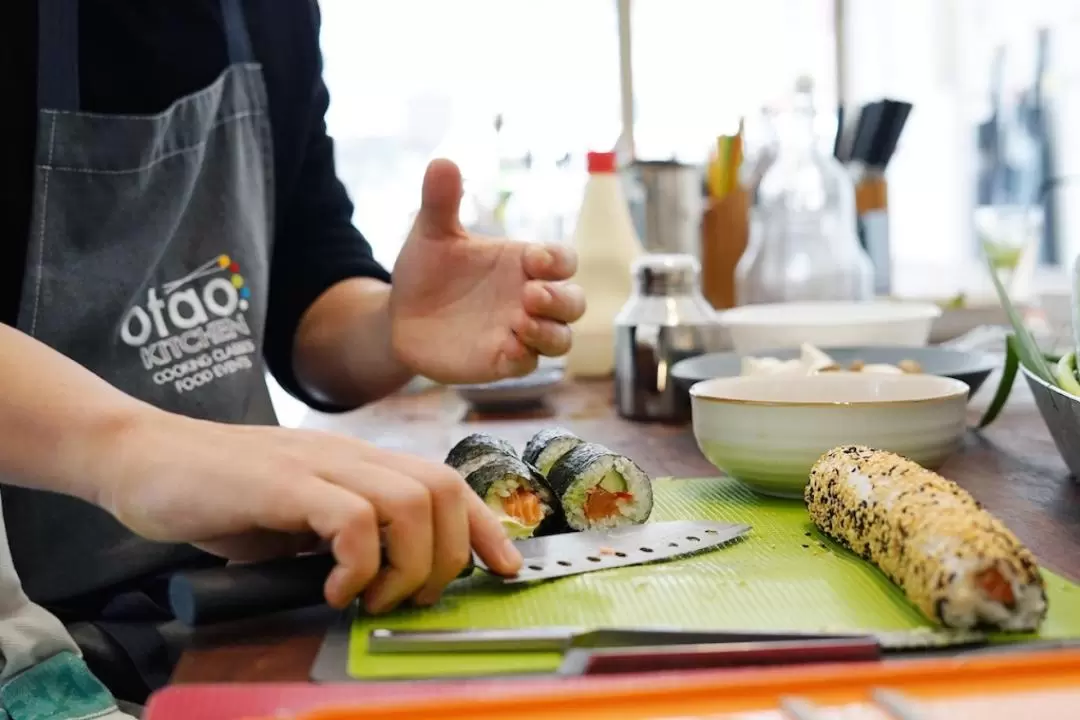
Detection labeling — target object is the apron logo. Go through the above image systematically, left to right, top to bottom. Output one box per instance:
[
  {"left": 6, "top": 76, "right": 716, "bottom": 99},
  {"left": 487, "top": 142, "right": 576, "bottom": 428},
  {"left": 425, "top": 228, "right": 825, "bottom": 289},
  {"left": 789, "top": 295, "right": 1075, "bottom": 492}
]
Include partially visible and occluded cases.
[{"left": 120, "top": 254, "right": 257, "bottom": 394}]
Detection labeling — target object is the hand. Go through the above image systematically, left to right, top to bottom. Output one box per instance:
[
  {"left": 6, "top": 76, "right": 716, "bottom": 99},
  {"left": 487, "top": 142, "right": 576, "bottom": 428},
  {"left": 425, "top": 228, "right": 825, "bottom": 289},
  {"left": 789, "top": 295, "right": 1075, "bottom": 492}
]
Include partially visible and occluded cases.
[
  {"left": 390, "top": 159, "right": 586, "bottom": 384},
  {"left": 98, "top": 408, "right": 523, "bottom": 613}
]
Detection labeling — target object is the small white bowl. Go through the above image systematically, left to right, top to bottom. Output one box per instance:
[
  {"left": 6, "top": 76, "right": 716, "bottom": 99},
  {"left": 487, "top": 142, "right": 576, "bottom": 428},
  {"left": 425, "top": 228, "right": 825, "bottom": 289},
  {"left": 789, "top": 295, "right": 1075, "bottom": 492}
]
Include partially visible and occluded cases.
[
  {"left": 718, "top": 301, "right": 942, "bottom": 354},
  {"left": 689, "top": 373, "right": 969, "bottom": 499}
]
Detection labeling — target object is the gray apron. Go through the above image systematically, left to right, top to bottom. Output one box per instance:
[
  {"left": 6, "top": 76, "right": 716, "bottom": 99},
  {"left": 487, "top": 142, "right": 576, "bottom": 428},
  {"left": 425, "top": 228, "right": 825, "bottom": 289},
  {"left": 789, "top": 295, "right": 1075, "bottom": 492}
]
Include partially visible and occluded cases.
[{"left": 1, "top": 0, "right": 279, "bottom": 701}]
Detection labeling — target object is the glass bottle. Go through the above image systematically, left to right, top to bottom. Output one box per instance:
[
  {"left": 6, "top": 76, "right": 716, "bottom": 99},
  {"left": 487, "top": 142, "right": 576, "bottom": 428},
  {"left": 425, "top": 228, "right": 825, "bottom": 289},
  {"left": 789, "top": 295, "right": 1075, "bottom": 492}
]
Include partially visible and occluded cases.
[{"left": 735, "top": 77, "right": 873, "bottom": 305}]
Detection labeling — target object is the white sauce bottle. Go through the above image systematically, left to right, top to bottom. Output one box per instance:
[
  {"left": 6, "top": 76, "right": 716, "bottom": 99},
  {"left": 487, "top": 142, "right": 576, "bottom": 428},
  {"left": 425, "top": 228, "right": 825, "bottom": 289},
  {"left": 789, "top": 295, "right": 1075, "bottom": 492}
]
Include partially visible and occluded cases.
[{"left": 566, "top": 151, "right": 645, "bottom": 378}]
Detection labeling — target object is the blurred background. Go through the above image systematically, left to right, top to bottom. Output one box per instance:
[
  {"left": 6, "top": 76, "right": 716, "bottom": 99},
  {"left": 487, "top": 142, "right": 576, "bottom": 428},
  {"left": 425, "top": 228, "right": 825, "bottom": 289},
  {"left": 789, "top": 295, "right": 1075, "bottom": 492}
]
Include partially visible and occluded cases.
[{"left": 273, "top": 0, "right": 1080, "bottom": 422}]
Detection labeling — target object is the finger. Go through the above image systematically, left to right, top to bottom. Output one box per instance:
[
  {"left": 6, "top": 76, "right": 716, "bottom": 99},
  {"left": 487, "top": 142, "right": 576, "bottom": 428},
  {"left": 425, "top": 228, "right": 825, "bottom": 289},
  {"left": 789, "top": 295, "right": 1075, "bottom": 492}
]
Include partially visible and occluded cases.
[
  {"left": 415, "top": 158, "right": 466, "bottom": 238},
  {"left": 523, "top": 243, "right": 577, "bottom": 281},
  {"left": 522, "top": 280, "right": 586, "bottom": 324},
  {"left": 512, "top": 313, "right": 573, "bottom": 357},
  {"left": 495, "top": 332, "right": 539, "bottom": 378},
  {"left": 360, "top": 449, "right": 520, "bottom": 578},
  {"left": 410, "top": 466, "right": 472, "bottom": 606},
  {"left": 349, "top": 473, "right": 434, "bottom": 614},
  {"left": 257, "top": 476, "right": 381, "bottom": 609},
  {"left": 465, "top": 491, "right": 523, "bottom": 577},
  {"left": 323, "top": 497, "right": 382, "bottom": 609}
]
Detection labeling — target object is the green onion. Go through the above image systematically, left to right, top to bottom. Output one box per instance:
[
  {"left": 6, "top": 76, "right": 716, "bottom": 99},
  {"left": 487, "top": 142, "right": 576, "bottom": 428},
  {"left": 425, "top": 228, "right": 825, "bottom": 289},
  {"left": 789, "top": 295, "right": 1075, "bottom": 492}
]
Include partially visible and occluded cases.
[
  {"left": 975, "top": 248, "right": 1068, "bottom": 428},
  {"left": 983, "top": 249, "right": 1055, "bottom": 384},
  {"left": 977, "top": 335, "right": 1019, "bottom": 429},
  {"left": 1054, "top": 352, "right": 1080, "bottom": 396}
]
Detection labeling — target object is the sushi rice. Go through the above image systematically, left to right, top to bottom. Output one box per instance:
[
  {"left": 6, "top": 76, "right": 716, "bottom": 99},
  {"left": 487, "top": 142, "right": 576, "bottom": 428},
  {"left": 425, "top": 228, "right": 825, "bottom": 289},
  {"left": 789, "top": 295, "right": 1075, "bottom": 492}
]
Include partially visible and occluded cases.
[
  {"left": 547, "top": 442, "right": 653, "bottom": 531},
  {"left": 806, "top": 445, "right": 1047, "bottom": 632}
]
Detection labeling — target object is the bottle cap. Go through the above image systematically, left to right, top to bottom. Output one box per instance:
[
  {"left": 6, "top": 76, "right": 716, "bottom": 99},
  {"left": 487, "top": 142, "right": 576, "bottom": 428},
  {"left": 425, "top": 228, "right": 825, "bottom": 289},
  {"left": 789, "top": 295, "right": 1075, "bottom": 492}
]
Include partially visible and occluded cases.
[{"left": 587, "top": 151, "right": 617, "bottom": 174}]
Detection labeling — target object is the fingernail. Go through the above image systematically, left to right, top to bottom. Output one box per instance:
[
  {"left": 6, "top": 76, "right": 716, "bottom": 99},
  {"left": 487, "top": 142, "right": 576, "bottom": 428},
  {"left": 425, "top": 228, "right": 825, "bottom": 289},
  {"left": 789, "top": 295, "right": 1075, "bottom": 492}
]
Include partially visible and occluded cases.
[
  {"left": 529, "top": 245, "right": 553, "bottom": 270},
  {"left": 502, "top": 538, "right": 523, "bottom": 569},
  {"left": 325, "top": 566, "right": 352, "bottom": 609}
]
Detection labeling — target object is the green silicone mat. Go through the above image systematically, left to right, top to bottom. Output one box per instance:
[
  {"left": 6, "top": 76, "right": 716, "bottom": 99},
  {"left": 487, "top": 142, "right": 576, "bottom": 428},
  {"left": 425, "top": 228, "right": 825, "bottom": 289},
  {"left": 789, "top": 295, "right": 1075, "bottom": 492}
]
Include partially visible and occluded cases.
[{"left": 348, "top": 477, "right": 1080, "bottom": 680}]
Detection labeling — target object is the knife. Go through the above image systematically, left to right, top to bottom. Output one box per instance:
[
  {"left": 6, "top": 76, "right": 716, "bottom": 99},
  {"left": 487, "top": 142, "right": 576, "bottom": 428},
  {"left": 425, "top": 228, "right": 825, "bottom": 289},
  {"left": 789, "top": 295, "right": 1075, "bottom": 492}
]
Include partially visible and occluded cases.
[
  {"left": 169, "top": 520, "right": 750, "bottom": 626},
  {"left": 366, "top": 627, "right": 988, "bottom": 655},
  {"left": 367, "top": 627, "right": 872, "bottom": 654}
]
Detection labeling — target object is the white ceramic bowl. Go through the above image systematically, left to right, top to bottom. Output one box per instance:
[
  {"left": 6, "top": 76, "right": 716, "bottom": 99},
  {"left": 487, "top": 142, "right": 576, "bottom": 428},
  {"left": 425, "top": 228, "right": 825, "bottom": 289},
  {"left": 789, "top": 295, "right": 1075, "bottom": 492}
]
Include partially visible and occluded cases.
[
  {"left": 718, "top": 301, "right": 942, "bottom": 354},
  {"left": 689, "top": 373, "right": 970, "bottom": 499}
]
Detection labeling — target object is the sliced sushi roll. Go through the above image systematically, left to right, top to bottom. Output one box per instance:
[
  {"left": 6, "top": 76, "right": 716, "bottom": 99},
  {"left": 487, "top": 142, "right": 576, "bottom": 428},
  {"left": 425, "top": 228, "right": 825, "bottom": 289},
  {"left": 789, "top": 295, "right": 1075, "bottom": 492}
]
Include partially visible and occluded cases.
[
  {"left": 522, "top": 427, "right": 584, "bottom": 477},
  {"left": 445, "top": 432, "right": 517, "bottom": 479},
  {"left": 547, "top": 442, "right": 653, "bottom": 531},
  {"left": 806, "top": 445, "right": 1047, "bottom": 632},
  {"left": 465, "top": 455, "right": 561, "bottom": 539}
]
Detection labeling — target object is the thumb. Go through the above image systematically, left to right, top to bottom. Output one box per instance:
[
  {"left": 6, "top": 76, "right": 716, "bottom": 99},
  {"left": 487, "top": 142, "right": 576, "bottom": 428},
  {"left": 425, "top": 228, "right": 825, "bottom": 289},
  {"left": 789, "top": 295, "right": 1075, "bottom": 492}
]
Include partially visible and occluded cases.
[{"left": 416, "top": 158, "right": 465, "bottom": 238}]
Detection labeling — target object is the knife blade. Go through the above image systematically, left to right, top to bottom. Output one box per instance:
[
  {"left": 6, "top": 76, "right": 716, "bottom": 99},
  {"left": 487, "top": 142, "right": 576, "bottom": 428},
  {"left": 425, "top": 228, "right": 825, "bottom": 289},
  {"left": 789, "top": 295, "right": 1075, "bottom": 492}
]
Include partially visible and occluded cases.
[
  {"left": 487, "top": 520, "right": 751, "bottom": 583},
  {"left": 367, "top": 627, "right": 872, "bottom": 654}
]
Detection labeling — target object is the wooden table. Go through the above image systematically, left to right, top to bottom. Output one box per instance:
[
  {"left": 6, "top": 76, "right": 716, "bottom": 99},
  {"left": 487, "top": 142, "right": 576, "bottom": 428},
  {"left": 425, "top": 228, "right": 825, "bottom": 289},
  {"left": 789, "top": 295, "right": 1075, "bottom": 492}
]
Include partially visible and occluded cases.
[{"left": 172, "top": 376, "right": 1080, "bottom": 683}]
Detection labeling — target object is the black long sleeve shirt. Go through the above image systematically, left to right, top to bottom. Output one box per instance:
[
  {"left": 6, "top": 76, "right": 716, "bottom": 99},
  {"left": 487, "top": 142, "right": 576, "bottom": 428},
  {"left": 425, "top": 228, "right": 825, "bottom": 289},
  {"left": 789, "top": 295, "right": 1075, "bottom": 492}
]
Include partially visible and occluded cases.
[{"left": 0, "top": 0, "right": 391, "bottom": 411}]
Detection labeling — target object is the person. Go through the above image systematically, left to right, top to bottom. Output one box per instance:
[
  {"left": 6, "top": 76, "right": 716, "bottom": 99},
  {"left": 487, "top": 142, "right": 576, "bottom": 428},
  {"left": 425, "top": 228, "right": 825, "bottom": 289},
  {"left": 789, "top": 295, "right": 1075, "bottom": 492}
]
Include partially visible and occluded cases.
[{"left": 0, "top": 0, "right": 586, "bottom": 712}]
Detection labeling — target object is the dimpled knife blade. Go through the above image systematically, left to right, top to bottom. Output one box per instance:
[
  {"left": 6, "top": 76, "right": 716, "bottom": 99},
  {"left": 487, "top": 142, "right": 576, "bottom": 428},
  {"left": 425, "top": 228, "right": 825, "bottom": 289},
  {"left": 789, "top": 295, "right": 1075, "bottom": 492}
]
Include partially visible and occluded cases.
[{"left": 475, "top": 520, "right": 751, "bottom": 583}]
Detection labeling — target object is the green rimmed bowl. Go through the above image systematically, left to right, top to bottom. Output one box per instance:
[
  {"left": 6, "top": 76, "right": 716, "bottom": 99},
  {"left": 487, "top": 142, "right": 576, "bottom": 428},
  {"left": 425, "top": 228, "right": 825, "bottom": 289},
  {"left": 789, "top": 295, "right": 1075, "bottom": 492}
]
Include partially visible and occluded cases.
[{"left": 689, "top": 373, "right": 971, "bottom": 499}]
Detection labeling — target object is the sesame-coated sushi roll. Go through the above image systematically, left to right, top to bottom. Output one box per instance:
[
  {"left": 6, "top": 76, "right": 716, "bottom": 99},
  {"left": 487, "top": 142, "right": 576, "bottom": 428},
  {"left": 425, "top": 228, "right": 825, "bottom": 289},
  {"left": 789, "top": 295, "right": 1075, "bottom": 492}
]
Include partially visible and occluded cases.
[
  {"left": 522, "top": 428, "right": 584, "bottom": 477},
  {"left": 445, "top": 433, "right": 518, "bottom": 479},
  {"left": 547, "top": 442, "right": 653, "bottom": 531},
  {"left": 806, "top": 445, "right": 1047, "bottom": 632},
  {"left": 465, "top": 455, "right": 561, "bottom": 539}
]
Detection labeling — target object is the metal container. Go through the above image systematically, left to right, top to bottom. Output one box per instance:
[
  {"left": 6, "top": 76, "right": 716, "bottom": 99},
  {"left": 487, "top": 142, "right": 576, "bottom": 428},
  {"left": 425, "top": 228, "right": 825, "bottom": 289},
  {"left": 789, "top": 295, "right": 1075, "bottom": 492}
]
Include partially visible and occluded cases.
[
  {"left": 626, "top": 160, "right": 705, "bottom": 257},
  {"left": 614, "top": 254, "right": 722, "bottom": 422}
]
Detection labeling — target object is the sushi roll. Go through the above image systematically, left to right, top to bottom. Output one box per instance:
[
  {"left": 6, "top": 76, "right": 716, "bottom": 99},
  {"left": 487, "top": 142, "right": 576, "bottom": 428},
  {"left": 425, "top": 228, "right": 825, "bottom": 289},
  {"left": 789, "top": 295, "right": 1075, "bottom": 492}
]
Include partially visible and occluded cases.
[
  {"left": 522, "top": 428, "right": 584, "bottom": 476},
  {"left": 445, "top": 433, "right": 518, "bottom": 479},
  {"left": 547, "top": 442, "right": 653, "bottom": 531},
  {"left": 806, "top": 445, "right": 1047, "bottom": 632},
  {"left": 465, "top": 455, "right": 561, "bottom": 539}
]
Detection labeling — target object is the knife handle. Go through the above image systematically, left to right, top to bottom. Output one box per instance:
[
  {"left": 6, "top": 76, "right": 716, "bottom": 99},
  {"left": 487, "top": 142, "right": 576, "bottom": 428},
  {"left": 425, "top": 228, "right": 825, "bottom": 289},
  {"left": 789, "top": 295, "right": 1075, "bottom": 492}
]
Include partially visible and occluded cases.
[
  {"left": 168, "top": 552, "right": 479, "bottom": 627},
  {"left": 168, "top": 552, "right": 336, "bottom": 627},
  {"left": 561, "top": 638, "right": 881, "bottom": 676}
]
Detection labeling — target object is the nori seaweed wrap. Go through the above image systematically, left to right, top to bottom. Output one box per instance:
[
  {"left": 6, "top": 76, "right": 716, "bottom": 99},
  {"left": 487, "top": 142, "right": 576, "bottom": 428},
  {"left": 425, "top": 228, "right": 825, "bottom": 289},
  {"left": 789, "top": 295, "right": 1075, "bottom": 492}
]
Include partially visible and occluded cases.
[
  {"left": 522, "top": 427, "right": 584, "bottom": 477},
  {"left": 445, "top": 432, "right": 518, "bottom": 479},
  {"left": 546, "top": 442, "right": 653, "bottom": 531}
]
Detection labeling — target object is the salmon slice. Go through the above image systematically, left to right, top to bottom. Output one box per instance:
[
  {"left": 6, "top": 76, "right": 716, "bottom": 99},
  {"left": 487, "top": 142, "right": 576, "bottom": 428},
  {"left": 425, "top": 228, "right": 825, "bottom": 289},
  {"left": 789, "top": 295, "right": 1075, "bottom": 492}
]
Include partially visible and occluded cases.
[
  {"left": 584, "top": 487, "right": 633, "bottom": 521},
  {"left": 502, "top": 488, "right": 544, "bottom": 526},
  {"left": 976, "top": 567, "right": 1016, "bottom": 606}
]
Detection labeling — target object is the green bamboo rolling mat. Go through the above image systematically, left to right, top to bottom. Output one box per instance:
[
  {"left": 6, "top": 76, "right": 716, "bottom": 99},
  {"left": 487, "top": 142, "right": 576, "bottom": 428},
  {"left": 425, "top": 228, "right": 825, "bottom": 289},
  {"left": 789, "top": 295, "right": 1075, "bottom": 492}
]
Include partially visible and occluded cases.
[{"left": 347, "top": 477, "right": 1080, "bottom": 680}]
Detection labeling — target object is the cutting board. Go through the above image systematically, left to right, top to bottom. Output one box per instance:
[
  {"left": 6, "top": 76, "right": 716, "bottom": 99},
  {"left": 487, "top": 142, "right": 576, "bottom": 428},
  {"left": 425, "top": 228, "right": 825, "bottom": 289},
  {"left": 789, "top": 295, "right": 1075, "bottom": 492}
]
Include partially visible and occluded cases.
[{"left": 344, "top": 477, "right": 1080, "bottom": 680}]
